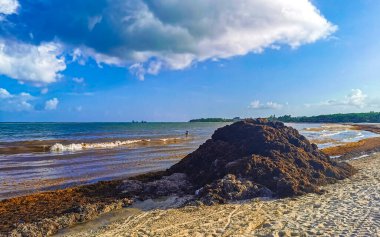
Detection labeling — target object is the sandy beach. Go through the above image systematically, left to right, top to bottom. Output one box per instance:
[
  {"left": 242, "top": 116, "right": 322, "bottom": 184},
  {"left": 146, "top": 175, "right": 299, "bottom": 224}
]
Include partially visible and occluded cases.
[{"left": 57, "top": 153, "right": 380, "bottom": 237}]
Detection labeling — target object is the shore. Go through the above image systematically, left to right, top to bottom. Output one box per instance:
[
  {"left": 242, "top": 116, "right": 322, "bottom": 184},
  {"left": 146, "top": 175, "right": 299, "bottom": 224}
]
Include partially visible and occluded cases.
[
  {"left": 1, "top": 123, "right": 380, "bottom": 236},
  {"left": 322, "top": 123, "right": 380, "bottom": 159},
  {"left": 58, "top": 153, "right": 380, "bottom": 236},
  {"left": 0, "top": 180, "right": 132, "bottom": 236}
]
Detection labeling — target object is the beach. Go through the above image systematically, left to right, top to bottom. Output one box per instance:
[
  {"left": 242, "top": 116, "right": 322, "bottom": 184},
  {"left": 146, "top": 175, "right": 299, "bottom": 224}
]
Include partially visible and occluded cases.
[
  {"left": 2, "top": 1, "right": 379, "bottom": 236},
  {"left": 1, "top": 122, "right": 380, "bottom": 236},
  {"left": 56, "top": 153, "right": 380, "bottom": 237}
]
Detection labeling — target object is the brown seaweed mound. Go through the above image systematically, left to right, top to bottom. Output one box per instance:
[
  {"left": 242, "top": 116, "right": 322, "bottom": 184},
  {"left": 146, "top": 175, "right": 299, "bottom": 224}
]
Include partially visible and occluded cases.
[{"left": 168, "top": 119, "right": 355, "bottom": 202}]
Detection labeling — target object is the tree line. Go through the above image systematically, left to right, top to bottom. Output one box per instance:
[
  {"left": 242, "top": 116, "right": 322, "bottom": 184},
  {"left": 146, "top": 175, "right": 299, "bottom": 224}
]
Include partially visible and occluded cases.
[{"left": 270, "top": 112, "right": 380, "bottom": 123}]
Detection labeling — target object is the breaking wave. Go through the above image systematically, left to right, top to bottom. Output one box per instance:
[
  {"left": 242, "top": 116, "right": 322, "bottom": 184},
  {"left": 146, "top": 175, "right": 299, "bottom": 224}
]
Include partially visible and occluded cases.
[
  {"left": 49, "top": 137, "right": 188, "bottom": 152},
  {"left": 159, "top": 137, "right": 182, "bottom": 142},
  {"left": 50, "top": 139, "right": 150, "bottom": 152}
]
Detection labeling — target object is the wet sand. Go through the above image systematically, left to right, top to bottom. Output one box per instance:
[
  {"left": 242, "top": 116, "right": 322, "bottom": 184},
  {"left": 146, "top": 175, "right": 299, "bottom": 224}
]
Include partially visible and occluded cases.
[
  {"left": 352, "top": 123, "right": 380, "bottom": 134},
  {"left": 56, "top": 153, "right": 380, "bottom": 237}
]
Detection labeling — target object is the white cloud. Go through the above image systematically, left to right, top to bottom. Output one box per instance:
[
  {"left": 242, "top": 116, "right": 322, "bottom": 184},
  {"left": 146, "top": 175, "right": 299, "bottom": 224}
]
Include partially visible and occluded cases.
[
  {"left": 0, "top": 0, "right": 19, "bottom": 15},
  {"left": 0, "top": 0, "right": 336, "bottom": 82},
  {"left": 71, "top": 0, "right": 336, "bottom": 79},
  {"left": 88, "top": 15, "right": 102, "bottom": 31},
  {"left": 0, "top": 40, "right": 66, "bottom": 84},
  {"left": 73, "top": 47, "right": 122, "bottom": 67},
  {"left": 129, "top": 61, "right": 165, "bottom": 80},
  {"left": 147, "top": 61, "right": 162, "bottom": 75},
  {"left": 129, "top": 63, "right": 146, "bottom": 81},
  {"left": 72, "top": 77, "right": 85, "bottom": 84},
  {"left": 0, "top": 88, "right": 34, "bottom": 111},
  {"left": 0, "top": 88, "right": 11, "bottom": 98},
  {"left": 41, "top": 88, "right": 48, "bottom": 94},
  {"left": 306, "top": 89, "right": 368, "bottom": 108},
  {"left": 346, "top": 89, "right": 367, "bottom": 108},
  {"left": 66, "top": 92, "right": 94, "bottom": 96},
  {"left": 45, "top": 98, "right": 59, "bottom": 110},
  {"left": 249, "top": 100, "right": 284, "bottom": 110},
  {"left": 250, "top": 100, "right": 261, "bottom": 109}
]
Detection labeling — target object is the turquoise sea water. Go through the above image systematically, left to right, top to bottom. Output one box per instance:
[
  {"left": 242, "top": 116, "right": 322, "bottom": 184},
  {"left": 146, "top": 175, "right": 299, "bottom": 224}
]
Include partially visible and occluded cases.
[{"left": 0, "top": 122, "right": 378, "bottom": 199}]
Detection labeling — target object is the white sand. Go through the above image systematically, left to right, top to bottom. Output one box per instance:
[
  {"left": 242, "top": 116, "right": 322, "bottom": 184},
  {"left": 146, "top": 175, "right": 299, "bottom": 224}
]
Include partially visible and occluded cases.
[{"left": 60, "top": 154, "right": 380, "bottom": 237}]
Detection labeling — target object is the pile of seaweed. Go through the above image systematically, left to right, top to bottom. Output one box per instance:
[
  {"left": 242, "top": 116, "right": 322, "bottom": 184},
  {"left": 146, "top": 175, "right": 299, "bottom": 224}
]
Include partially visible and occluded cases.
[{"left": 164, "top": 119, "right": 355, "bottom": 204}]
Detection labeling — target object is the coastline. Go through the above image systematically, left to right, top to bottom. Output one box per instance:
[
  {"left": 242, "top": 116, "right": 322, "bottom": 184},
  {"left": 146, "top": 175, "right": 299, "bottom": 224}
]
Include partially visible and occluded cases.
[
  {"left": 1, "top": 123, "right": 380, "bottom": 236},
  {"left": 321, "top": 123, "right": 380, "bottom": 159}
]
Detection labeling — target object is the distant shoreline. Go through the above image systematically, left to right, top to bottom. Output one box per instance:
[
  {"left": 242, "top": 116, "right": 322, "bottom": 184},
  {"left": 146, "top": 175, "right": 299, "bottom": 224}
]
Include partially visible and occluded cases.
[
  {"left": 190, "top": 112, "right": 380, "bottom": 123},
  {"left": 273, "top": 112, "right": 380, "bottom": 123},
  {"left": 189, "top": 118, "right": 239, "bottom": 122}
]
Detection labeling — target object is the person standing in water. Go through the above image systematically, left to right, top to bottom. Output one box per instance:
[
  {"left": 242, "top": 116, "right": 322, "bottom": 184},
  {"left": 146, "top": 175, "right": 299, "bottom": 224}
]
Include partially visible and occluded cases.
[{"left": 185, "top": 131, "right": 189, "bottom": 137}]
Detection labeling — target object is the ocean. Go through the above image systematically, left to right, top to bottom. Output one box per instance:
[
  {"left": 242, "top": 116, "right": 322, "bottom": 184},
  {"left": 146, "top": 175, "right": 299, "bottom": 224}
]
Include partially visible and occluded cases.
[{"left": 0, "top": 122, "right": 378, "bottom": 199}]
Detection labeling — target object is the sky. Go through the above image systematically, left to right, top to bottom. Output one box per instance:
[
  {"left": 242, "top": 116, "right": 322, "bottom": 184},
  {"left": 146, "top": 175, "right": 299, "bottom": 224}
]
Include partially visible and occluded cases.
[{"left": 0, "top": 0, "right": 380, "bottom": 122}]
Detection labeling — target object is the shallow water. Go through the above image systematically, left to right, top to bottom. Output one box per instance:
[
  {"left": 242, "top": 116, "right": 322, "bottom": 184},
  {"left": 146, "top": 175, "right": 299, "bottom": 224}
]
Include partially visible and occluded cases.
[
  {"left": 0, "top": 122, "right": 378, "bottom": 199},
  {"left": 0, "top": 122, "right": 230, "bottom": 199},
  {"left": 288, "top": 123, "right": 379, "bottom": 148}
]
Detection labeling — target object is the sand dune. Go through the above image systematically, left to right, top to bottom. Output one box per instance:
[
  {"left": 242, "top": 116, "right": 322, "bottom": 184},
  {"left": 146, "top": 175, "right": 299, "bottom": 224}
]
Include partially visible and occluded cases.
[{"left": 59, "top": 153, "right": 380, "bottom": 237}]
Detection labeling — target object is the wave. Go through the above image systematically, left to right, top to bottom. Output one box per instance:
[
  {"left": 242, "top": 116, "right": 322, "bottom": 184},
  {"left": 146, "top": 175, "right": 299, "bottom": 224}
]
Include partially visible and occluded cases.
[
  {"left": 303, "top": 124, "right": 354, "bottom": 132},
  {"left": 320, "top": 131, "right": 345, "bottom": 137},
  {"left": 49, "top": 137, "right": 188, "bottom": 152},
  {"left": 159, "top": 137, "right": 182, "bottom": 142},
  {"left": 50, "top": 139, "right": 150, "bottom": 152},
  {"left": 350, "top": 154, "right": 370, "bottom": 160}
]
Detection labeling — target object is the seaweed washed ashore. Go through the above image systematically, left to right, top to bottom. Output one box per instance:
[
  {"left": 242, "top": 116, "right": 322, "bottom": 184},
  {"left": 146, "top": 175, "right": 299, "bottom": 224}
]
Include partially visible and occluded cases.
[
  {"left": 1, "top": 119, "right": 377, "bottom": 236},
  {"left": 63, "top": 152, "right": 380, "bottom": 237}
]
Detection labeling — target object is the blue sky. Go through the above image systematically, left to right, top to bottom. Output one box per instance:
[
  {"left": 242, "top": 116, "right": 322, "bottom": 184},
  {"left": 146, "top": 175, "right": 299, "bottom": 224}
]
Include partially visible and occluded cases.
[{"left": 0, "top": 0, "right": 380, "bottom": 122}]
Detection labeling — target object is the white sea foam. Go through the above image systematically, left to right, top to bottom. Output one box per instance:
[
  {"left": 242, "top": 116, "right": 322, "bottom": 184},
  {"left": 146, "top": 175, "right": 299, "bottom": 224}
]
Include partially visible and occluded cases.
[
  {"left": 293, "top": 123, "right": 380, "bottom": 149},
  {"left": 320, "top": 131, "right": 344, "bottom": 137},
  {"left": 49, "top": 137, "right": 188, "bottom": 152},
  {"left": 159, "top": 137, "right": 182, "bottom": 142},
  {"left": 50, "top": 139, "right": 148, "bottom": 152},
  {"left": 350, "top": 154, "right": 370, "bottom": 160}
]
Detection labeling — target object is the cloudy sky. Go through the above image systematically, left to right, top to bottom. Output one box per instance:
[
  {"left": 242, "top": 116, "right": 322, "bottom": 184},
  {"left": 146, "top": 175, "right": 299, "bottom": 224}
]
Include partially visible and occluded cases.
[{"left": 0, "top": 0, "right": 380, "bottom": 122}]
